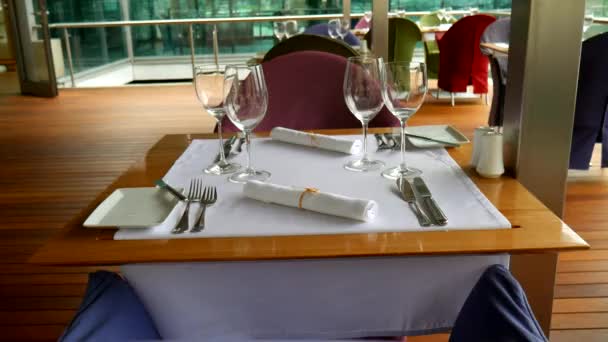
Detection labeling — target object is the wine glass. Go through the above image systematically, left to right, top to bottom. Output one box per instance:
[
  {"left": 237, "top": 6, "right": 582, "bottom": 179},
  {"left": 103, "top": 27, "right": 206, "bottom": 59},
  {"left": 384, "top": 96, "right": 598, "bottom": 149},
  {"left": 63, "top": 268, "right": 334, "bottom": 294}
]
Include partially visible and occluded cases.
[
  {"left": 444, "top": 7, "right": 453, "bottom": 23},
  {"left": 437, "top": 9, "right": 445, "bottom": 22},
  {"left": 583, "top": 9, "right": 594, "bottom": 32},
  {"left": 337, "top": 18, "right": 351, "bottom": 40},
  {"left": 328, "top": 19, "right": 340, "bottom": 39},
  {"left": 285, "top": 20, "right": 299, "bottom": 38},
  {"left": 273, "top": 22, "right": 286, "bottom": 41},
  {"left": 343, "top": 57, "right": 385, "bottom": 172},
  {"left": 380, "top": 62, "right": 428, "bottom": 180},
  {"left": 224, "top": 64, "right": 270, "bottom": 184},
  {"left": 194, "top": 65, "right": 241, "bottom": 175}
]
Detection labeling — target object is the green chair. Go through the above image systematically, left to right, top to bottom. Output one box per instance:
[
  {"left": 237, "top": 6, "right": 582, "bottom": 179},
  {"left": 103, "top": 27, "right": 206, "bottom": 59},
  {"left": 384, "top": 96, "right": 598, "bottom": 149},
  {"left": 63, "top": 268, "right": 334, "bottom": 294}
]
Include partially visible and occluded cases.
[
  {"left": 420, "top": 13, "right": 441, "bottom": 27},
  {"left": 364, "top": 18, "right": 422, "bottom": 63},
  {"left": 262, "top": 34, "right": 358, "bottom": 63},
  {"left": 424, "top": 40, "right": 440, "bottom": 79}
]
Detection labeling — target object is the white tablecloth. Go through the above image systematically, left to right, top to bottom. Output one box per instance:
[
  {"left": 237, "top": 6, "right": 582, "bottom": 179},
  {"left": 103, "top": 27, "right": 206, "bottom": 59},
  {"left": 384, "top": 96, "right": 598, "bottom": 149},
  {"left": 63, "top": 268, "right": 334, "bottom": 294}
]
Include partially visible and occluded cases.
[
  {"left": 115, "top": 136, "right": 509, "bottom": 240},
  {"left": 118, "top": 136, "right": 511, "bottom": 339},
  {"left": 122, "top": 254, "right": 508, "bottom": 339}
]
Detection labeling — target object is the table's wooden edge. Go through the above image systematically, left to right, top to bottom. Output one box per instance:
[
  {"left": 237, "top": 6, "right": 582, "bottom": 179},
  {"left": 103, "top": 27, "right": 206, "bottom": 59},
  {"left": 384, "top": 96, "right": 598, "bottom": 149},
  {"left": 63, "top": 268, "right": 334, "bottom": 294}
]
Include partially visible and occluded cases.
[{"left": 28, "top": 129, "right": 590, "bottom": 265}]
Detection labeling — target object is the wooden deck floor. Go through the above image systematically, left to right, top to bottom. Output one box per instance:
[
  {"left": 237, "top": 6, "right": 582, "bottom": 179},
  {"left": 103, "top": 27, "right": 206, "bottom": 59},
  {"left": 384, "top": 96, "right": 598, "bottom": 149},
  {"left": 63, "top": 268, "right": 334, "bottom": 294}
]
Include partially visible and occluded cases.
[{"left": 0, "top": 85, "right": 606, "bottom": 341}]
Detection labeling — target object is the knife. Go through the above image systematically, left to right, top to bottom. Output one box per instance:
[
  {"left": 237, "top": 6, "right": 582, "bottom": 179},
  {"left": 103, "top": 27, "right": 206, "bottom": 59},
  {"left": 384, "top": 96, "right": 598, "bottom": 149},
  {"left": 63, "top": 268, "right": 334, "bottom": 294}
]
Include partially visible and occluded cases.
[
  {"left": 405, "top": 133, "right": 460, "bottom": 147},
  {"left": 213, "top": 135, "right": 237, "bottom": 163},
  {"left": 397, "top": 177, "right": 431, "bottom": 227},
  {"left": 413, "top": 177, "right": 448, "bottom": 226},
  {"left": 154, "top": 179, "right": 186, "bottom": 201}
]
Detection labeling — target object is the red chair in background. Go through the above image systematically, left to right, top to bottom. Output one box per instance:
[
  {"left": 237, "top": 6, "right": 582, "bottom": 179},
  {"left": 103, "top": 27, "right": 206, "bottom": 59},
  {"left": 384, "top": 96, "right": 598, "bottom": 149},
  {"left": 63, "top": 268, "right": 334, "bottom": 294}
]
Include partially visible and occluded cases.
[
  {"left": 437, "top": 14, "right": 496, "bottom": 106},
  {"left": 219, "top": 51, "right": 398, "bottom": 133}
]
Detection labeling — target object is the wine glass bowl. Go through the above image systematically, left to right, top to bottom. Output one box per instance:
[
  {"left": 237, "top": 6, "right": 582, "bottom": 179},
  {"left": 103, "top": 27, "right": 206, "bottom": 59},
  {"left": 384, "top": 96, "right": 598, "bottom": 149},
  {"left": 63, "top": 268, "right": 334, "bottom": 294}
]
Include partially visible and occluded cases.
[
  {"left": 337, "top": 18, "right": 350, "bottom": 40},
  {"left": 328, "top": 19, "right": 339, "bottom": 39},
  {"left": 285, "top": 20, "right": 299, "bottom": 39},
  {"left": 273, "top": 22, "right": 286, "bottom": 41},
  {"left": 343, "top": 56, "right": 385, "bottom": 172},
  {"left": 380, "top": 62, "right": 428, "bottom": 180},
  {"left": 224, "top": 64, "right": 271, "bottom": 184},
  {"left": 193, "top": 65, "right": 241, "bottom": 175}
]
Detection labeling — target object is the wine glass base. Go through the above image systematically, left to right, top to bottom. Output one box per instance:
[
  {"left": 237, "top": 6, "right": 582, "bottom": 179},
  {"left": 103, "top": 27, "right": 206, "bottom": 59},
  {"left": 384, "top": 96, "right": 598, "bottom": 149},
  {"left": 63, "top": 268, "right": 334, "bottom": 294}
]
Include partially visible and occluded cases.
[
  {"left": 344, "top": 158, "right": 385, "bottom": 172},
  {"left": 204, "top": 161, "right": 241, "bottom": 175},
  {"left": 381, "top": 166, "right": 422, "bottom": 180},
  {"left": 228, "top": 169, "right": 271, "bottom": 184}
]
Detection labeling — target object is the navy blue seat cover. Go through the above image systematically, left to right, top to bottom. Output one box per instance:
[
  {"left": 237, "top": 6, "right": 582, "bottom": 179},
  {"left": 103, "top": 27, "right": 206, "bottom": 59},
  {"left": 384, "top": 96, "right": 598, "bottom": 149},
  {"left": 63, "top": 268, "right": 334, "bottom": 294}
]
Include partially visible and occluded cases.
[
  {"left": 304, "top": 23, "right": 360, "bottom": 46},
  {"left": 570, "top": 32, "right": 608, "bottom": 169},
  {"left": 60, "top": 271, "right": 160, "bottom": 341}
]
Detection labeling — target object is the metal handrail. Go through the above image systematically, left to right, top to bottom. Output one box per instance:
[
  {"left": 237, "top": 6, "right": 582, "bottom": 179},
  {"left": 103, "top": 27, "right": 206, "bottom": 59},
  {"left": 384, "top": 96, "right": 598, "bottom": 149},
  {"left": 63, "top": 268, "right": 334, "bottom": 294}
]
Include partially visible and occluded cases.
[{"left": 45, "top": 10, "right": 477, "bottom": 29}]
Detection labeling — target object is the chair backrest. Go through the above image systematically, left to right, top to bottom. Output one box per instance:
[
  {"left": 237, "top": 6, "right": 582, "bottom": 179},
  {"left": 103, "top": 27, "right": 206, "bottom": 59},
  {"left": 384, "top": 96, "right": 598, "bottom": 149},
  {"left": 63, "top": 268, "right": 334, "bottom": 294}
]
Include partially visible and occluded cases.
[
  {"left": 420, "top": 13, "right": 441, "bottom": 27},
  {"left": 438, "top": 14, "right": 496, "bottom": 94},
  {"left": 354, "top": 17, "right": 371, "bottom": 29},
  {"left": 363, "top": 18, "right": 421, "bottom": 63},
  {"left": 390, "top": 18, "right": 422, "bottom": 63},
  {"left": 480, "top": 18, "right": 510, "bottom": 52},
  {"left": 481, "top": 18, "right": 510, "bottom": 84},
  {"left": 303, "top": 23, "right": 360, "bottom": 46},
  {"left": 570, "top": 32, "right": 608, "bottom": 169},
  {"left": 262, "top": 34, "right": 358, "bottom": 63},
  {"left": 220, "top": 51, "right": 397, "bottom": 133}
]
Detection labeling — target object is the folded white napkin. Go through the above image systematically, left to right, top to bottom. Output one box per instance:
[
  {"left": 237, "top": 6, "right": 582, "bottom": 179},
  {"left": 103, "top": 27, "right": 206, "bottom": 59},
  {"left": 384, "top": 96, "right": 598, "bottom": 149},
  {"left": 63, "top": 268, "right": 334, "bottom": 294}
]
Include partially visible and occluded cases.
[
  {"left": 270, "top": 127, "right": 362, "bottom": 155},
  {"left": 243, "top": 180, "right": 378, "bottom": 222}
]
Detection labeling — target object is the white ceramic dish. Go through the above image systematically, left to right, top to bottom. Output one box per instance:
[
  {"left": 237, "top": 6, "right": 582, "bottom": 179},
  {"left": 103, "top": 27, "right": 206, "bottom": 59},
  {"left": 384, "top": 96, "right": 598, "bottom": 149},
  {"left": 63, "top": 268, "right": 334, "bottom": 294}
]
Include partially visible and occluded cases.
[
  {"left": 403, "top": 125, "right": 470, "bottom": 149},
  {"left": 84, "top": 187, "right": 179, "bottom": 228}
]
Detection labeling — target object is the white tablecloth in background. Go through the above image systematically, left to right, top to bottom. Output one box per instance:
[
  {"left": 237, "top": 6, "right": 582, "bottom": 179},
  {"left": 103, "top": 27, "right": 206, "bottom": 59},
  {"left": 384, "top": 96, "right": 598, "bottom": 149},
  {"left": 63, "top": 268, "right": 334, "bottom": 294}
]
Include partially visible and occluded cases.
[
  {"left": 117, "top": 136, "right": 511, "bottom": 339},
  {"left": 115, "top": 137, "right": 509, "bottom": 240}
]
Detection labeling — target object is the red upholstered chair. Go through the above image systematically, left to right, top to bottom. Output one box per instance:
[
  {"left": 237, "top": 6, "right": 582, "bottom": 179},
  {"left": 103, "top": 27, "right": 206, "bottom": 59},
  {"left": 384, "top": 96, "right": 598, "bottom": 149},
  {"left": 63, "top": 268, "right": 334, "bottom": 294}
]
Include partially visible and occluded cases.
[
  {"left": 437, "top": 14, "right": 496, "bottom": 106},
  {"left": 219, "top": 51, "right": 398, "bottom": 133}
]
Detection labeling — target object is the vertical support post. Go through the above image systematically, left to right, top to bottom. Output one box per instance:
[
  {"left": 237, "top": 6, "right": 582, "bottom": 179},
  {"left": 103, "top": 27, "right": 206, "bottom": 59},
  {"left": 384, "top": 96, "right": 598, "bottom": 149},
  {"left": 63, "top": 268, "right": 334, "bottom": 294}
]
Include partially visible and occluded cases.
[
  {"left": 119, "top": 0, "right": 134, "bottom": 63},
  {"left": 342, "top": 0, "right": 351, "bottom": 20},
  {"left": 371, "top": 0, "right": 388, "bottom": 60},
  {"left": 502, "top": 0, "right": 585, "bottom": 337},
  {"left": 503, "top": 0, "right": 584, "bottom": 216},
  {"left": 188, "top": 24, "right": 195, "bottom": 78},
  {"left": 212, "top": 24, "right": 219, "bottom": 71},
  {"left": 62, "top": 27, "right": 75, "bottom": 87}
]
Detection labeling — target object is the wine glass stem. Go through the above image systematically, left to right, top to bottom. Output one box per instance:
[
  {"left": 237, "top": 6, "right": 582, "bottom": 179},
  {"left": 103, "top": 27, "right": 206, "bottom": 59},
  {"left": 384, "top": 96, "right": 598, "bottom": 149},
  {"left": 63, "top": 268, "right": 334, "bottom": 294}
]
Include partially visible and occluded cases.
[
  {"left": 400, "top": 119, "right": 408, "bottom": 170},
  {"left": 217, "top": 120, "right": 226, "bottom": 164},
  {"left": 362, "top": 122, "right": 369, "bottom": 162},
  {"left": 245, "top": 131, "right": 253, "bottom": 173}
]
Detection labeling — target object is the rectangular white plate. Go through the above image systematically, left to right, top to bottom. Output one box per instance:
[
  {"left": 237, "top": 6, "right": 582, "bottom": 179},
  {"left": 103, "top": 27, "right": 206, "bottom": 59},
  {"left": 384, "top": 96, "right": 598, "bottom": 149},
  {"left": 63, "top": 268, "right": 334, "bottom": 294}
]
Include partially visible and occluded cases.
[
  {"left": 403, "top": 125, "right": 470, "bottom": 149},
  {"left": 84, "top": 187, "right": 179, "bottom": 228}
]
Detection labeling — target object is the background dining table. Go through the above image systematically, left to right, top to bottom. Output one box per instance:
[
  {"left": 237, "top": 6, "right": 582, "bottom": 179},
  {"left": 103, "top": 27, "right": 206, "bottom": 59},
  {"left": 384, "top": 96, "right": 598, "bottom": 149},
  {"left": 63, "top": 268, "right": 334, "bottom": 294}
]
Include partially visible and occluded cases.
[{"left": 29, "top": 127, "right": 589, "bottom": 336}]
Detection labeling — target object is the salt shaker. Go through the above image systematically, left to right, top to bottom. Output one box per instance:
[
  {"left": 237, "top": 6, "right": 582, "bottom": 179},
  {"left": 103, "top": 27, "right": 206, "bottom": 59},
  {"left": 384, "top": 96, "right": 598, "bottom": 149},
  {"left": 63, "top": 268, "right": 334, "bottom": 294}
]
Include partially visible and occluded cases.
[
  {"left": 471, "top": 127, "right": 495, "bottom": 167},
  {"left": 476, "top": 131, "right": 505, "bottom": 178}
]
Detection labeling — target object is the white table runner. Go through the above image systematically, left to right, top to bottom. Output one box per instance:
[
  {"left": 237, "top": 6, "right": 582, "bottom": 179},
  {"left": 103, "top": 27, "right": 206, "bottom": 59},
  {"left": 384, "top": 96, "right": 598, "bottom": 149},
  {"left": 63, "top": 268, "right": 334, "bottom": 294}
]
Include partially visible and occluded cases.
[{"left": 115, "top": 136, "right": 510, "bottom": 240}]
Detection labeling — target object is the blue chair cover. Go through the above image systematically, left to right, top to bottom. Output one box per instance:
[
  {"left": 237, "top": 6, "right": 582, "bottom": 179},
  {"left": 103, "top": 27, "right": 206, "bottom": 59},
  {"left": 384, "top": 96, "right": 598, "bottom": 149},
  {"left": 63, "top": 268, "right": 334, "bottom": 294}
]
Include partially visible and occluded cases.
[
  {"left": 480, "top": 18, "right": 510, "bottom": 127},
  {"left": 304, "top": 23, "right": 360, "bottom": 46},
  {"left": 570, "top": 32, "right": 608, "bottom": 169},
  {"left": 60, "top": 271, "right": 160, "bottom": 341}
]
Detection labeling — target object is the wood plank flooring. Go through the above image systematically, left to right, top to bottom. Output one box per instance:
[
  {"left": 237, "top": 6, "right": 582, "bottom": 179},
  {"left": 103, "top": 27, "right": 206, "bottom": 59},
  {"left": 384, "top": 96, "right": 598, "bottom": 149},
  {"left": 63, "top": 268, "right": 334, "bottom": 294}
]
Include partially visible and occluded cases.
[{"left": 0, "top": 85, "right": 606, "bottom": 341}]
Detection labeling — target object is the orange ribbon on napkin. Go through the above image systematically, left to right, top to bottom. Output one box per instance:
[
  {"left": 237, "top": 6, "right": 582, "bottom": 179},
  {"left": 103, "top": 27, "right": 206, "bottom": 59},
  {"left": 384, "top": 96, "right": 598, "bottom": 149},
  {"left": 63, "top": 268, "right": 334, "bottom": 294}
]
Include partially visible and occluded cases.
[{"left": 298, "top": 187, "right": 320, "bottom": 209}]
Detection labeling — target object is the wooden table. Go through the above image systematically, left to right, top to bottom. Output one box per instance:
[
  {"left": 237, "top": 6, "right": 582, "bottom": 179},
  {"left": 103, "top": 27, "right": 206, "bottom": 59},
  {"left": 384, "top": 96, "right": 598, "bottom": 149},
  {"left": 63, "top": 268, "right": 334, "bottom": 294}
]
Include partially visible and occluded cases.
[
  {"left": 480, "top": 42, "right": 509, "bottom": 55},
  {"left": 29, "top": 128, "right": 588, "bottom": 334},
  {"left": 30, "top": 128, "right": 587, "bottom": 265}
]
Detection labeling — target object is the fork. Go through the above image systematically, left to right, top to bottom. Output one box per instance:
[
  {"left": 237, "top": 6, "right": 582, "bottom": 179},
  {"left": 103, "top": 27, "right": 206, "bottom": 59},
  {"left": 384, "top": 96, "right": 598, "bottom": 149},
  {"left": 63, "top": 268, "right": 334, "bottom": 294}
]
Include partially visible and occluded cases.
[
  {"left": 171, "top": 179, "right": 203, "bottom": 234},
  {"left": 191, "top": 186, "right": 217, "bottom": 233}
]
